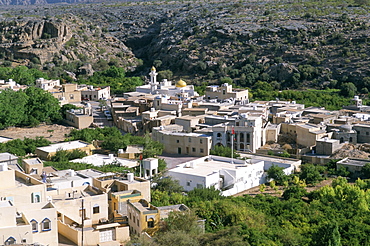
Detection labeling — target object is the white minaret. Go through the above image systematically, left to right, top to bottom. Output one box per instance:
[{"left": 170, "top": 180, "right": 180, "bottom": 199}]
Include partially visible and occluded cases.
[{"left": 149, "top": 66, "right": 158, "bottom": 85}]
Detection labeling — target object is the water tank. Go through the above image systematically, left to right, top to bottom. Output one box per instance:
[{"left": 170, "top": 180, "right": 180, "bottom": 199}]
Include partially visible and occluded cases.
[
  {"left": 354, "top": 95, "right": 359, "bottom": 100},
  {"left": 150, "top": 108, "right": 155, "bottom": 112},
  {"left": 118, "top": 149, "right": 124, "bottom": 154},
  {"left": 109, "top": 154, "right": 114, "bottom": 160},
  {"left": 69, "top": 169, "right": 75, "bottom": 177},
  {"left": 127, "top": 173, "right": 134, "bottom": 182}
]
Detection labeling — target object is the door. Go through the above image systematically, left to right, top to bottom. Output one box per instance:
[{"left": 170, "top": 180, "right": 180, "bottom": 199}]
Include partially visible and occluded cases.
[{"left": 100, "top": 228, "right": 115, "bottom": 242}]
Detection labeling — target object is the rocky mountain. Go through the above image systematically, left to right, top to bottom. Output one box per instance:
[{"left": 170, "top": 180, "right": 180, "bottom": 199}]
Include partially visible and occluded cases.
[{"left": 0, "top": 0, "right": 369, "bottom": 91}]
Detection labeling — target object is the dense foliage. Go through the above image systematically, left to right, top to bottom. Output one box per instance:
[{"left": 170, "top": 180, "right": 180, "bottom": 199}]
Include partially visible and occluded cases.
[
  {"left": 77, "top": 66, "right": 143, "bottom": 95},
  {"left": 0, "top": 87, "right": 61, "bottom": 129},
  {"left": 66, "top": 127, "right": 163, "bottom": 158},
  {"left": 0, "top": 137, "right": 51, "bottom": 156},
  {"left": 147, "top": 175, "right": 370, "bottom": 246}
]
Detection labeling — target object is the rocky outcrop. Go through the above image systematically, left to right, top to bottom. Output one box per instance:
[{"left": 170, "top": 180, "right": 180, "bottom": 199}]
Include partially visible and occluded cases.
[
  {"left": 0, "top": 16, "right": 137, "bottom": 71},
  {"left": 0, "top": 19, "right": 71, "bottom": 63}
]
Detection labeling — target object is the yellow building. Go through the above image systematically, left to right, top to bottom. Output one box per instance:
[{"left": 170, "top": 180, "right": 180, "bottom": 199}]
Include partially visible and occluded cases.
[
  {"left": 35, "top": 140, "right": 96, "bottom": 160},
  {"left": 127, "top": 199, "right": 160, "bottom": 236}
]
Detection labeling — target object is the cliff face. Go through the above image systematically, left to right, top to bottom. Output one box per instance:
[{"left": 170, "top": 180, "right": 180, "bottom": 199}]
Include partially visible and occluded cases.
[
  {"left": 0, "top": 16, "right": 137, "bottom": 71},
  {"left": 0, "top": 19, "right": 71, "bottom": 63}
]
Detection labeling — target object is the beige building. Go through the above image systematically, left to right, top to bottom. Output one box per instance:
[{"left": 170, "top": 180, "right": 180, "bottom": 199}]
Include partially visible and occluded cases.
[
  {"left": 51, "top": 83, "right": 82, "bottom": 104},
  {"left": 204, "top": 83, "right": 248, "bottom": 104},
  {"left": 65, "top": 107, "right": 94, "bottom": 129},
  {"left": 280, "top": 123, "right": 328, "bottom": 148},
  {"left": 152, "top": 125, "right": 212, "bottom": 156},
  {"left": 35, "top": 140, "right": 96, "bottom": 160},
  {"left": 0, "top": 164, "right": 58, "bottom": 246}
]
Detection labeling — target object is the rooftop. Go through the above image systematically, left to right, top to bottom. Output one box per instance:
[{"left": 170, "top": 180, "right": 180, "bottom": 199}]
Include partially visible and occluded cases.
[
  {"left": 37, "top": 140, "right": 91, "bottom": 153},
  {"left": 0, "top": 152, "right": 18, "bottom": 162},
  {"left": 70, "top": 154, "right": 138, "bottom": 168},
  {"left": 170, "top": 157, "right": 260, "bottom": 177}
]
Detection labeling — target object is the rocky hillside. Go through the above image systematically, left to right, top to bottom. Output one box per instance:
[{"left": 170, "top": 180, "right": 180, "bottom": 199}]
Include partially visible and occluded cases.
[{"left": 0, "top": 0, "right": 369, "bottom": 91}]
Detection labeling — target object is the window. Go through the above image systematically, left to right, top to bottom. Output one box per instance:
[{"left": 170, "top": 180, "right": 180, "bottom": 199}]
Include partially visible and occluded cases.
[
  {"left": 69, "top": 94, "right": 74, "bottom": 99},
  {"left": 94, "top": 95, "right": 97, "bottom": 98},
  {"left": 358, "top": 131, "right": 360, "bottom": 135},
  {"left": 367, "top": 132, "right": 369, "bottom": 136},
  {"left": 217, "top": 133, "right": 222, "bottom": 138},
  {"left": 189, "top": 137, "right": 191, "bottom": 143},
  {"left": 200, "top": 139, "right": 203, "bottom": 144},
  {"left": 176, "top": 140, "right": 179, "bottom": 143},
  {"left": 192, "top": 148, "right": 196, "bottom": 152},
  {"left": 200, "top": 148, "right": 204, "bottom": 153},
  {"left": 187, "top": 181, "right": 191, "bottom": 186},
  {"left": 197, "top": 184, "right": 203, "bottom": 189},
  {"left": 31, "top": 192, "right": 41, "bottom": 203},
  {"left": 93, "top": 205, "right": 100, "bottom": 214},
  {"left": 79, "top": 208, "right": 86, "bottom": 219},
  {"left": 41, "top": 218, "right": 51, "bottom": 231},
  {"left": 147, "top": 218, "right": 155, "bottom": 228},
  {"left": 31, "top": 219, "right": 38, "bottom": 232},
  {"left": 4, "top": 237, "right": 16, "bottom": 245}
]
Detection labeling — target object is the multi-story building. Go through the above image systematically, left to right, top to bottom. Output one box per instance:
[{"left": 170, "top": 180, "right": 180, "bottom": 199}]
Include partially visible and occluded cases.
[
  {"left": 204, "top": 83, "right": 248, "bottom": 104},
  {"left": 212, "top": 115, "right": 264, "bottom": 153},
  {"left": 152, "top": 125, "right": 212, "bottom": 156},
  {"left": 0, "top": 163, "right": 58, "bottom": 245}
]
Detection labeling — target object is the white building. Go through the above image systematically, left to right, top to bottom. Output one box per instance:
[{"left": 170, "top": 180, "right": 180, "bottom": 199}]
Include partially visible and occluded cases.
[
  {"left": 136, "top": 67, "right": 199, "bottom": 98},
  {"left": 35, "top": 78, "right": 60, "bottom": 90},
  {"left": 212, "top": 115, "right": 265, "bottom": 153},
  {"left": 71, "top": 154, "right": 139, "bottom": 168},
  {"left": 168, "top": 155, "right": 297, "bottom": 196}
]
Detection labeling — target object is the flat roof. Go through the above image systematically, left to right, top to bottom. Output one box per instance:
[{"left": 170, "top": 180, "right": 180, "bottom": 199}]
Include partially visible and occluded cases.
[
  {"left": 0, "top": 136, "right": 12, "bottom": 143},
  {"left": 37, "top": 141, "right": 91, "bottom": 153},
  {"left": 0, "top": 152, "right": 18, "bottom": 162},
  {"left": 70, "top": 154, "right": 138, "bottom": 168},
  {"left": 23, "top": 158, "right": 43, "bottom": 165},
  {"left": 169, "top": 159, "right": 257, "bottom": 177},
  {"left": 0, "top": 201, "right": 12, "bottom": 207}
]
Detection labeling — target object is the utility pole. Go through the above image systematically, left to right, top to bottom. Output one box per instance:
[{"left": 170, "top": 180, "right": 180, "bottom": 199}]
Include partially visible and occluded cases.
[
  {"left": 231, "top": 126, "right": 235, "bottom": 164},
  {"left": 81, "top": 199, "right": 84, "bottom": 246}
]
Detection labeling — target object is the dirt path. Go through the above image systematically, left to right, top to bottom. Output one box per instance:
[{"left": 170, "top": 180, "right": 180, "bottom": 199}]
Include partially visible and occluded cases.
[{"left": 0, "top": 124, "right": 75, "bottom": 143}]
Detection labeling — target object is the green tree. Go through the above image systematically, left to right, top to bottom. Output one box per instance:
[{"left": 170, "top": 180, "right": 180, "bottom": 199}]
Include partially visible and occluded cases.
[
  {"left": 340, "top": 82, "right": 357, "bottom": 98},
  {"left": 23, "top": 87, "right": 61, "bottom": 126},
  {"left": 210, "top": 145, "right": 240, "bottom": 158},
  {"left": 299, "top": 163, "right": 325, "bottom": 185},
  {"left": 361, "top": 163, "right": 370, "bottom": 178},
  {"left": 267, "top": 165, "right": 288, "bottom": 185},
  {"left": 152, "top": 176, "right": 183, "bottom": 193}
]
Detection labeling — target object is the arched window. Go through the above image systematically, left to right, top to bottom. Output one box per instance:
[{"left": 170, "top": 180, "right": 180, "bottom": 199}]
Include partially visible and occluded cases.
[
  {"left": 217, "top": 133, "right": 222, "bottom": 138},
  {"left": 240, "top": 133, "right": 244, "bottom": 142},
  {"left": 246, "top": 133, "right": 250, "bottom": 143},
  {"left": 340, "top": 137, "right": 344, "bottom": 143},
  {"left": 349, "top": 137, "right": 353, "bottom": 142},
  {"left": 240, "top": 143, "right": 245, "bottom": 150},
  {"left": 31, "top": 192, "right": 41, "bottom": 203},
  {"left": 41, "top": 218, "right": 51, "bottom": 231},
  {"left": 147, "top": 218, "right": 155, "bottom": 228},
  {"left": 30, "top": 219, "right": 38, "bottom": 233},
  {"left": 5, "top": 237, "right": 16, "bottom": 245}
]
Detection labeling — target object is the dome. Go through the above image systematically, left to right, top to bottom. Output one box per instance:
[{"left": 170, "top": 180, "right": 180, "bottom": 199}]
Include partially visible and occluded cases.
[
  {"left": 151, "top": 66, "right": 156, "bottom": 72},
  {"left": 176, "top": 79, "right": 187, "bottom": 88},
  {"left": 339, "top": 124, "right": 352, "bottom": 132}
]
